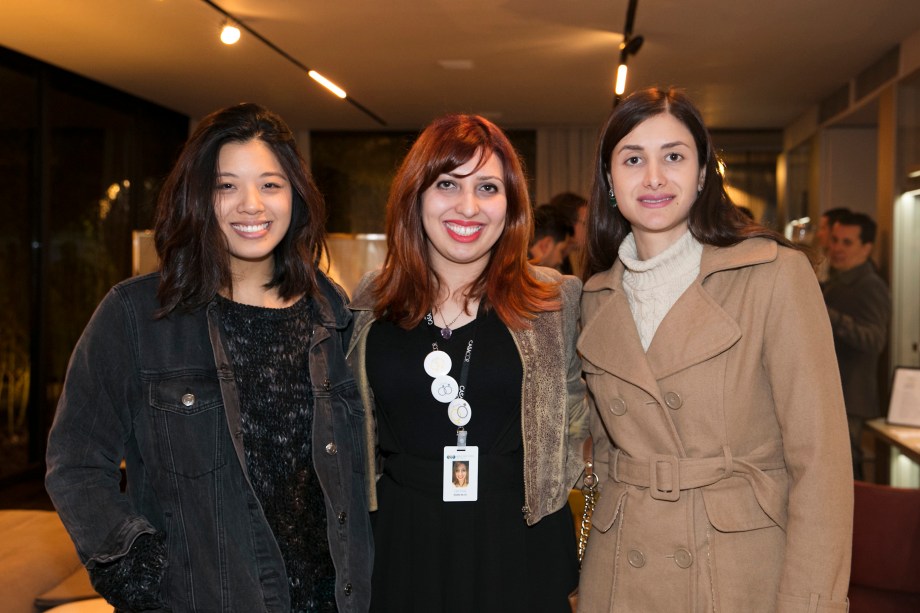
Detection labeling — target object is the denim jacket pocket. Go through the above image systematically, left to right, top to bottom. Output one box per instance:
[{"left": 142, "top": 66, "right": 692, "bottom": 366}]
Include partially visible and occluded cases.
[{"left": 148, "top": 371, "right": 228, "bottom": 478}]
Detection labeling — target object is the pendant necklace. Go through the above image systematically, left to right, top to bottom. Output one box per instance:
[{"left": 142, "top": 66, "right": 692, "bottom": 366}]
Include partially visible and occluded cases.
[{"left": 434, "top": 301, "right": 464, "bottom": 339}]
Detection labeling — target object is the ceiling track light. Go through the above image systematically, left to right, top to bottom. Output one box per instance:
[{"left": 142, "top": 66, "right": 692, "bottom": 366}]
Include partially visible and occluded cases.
[
  {"left": 199, "top": 0, "right": 386, "bottom": 125},
  {"left": 614, "top": 0, "right": 643, "bottom": 105},
  {"left": 220, "top": 21, "right": 241, "bottom": 45}
]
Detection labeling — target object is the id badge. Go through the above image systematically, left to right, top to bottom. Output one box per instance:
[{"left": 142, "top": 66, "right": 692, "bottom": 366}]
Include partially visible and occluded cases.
[{"left": 443, "top": 446, "right": 478, "bottom": 502}]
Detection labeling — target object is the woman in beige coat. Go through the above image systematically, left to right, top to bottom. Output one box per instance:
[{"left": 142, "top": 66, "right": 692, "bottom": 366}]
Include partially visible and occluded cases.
[{"left": 576, "top": 88, "right": 852, "bottom": 612}]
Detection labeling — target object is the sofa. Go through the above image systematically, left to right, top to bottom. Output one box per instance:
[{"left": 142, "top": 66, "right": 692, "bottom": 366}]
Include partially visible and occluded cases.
[{"left": 0, "top": 510, "right": 100, "bottom": 613}]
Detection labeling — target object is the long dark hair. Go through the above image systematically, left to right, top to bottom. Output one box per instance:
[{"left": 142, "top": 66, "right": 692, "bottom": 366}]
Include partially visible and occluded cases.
[
  {"left": 582, "top": 87, "right": 800, "bottom": 280},
  {"left": 154, "top": 103, "right": 326, "bottom": 315},
  {"left": 373, "top": 113, "right": 559, "bottom": 330}
]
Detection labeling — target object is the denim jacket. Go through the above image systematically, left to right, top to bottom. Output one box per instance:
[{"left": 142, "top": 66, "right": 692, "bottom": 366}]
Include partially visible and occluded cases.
[
  {"left": 346, "top": 266, "right": 588, "bottom": 525},
  {"left": 46, "top": 272, "right": 372, "bottom": 613}
]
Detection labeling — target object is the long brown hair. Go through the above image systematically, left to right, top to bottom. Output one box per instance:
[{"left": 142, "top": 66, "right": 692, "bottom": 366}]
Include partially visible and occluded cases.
[
  {"left": 583, "top": 87, "right": 803, "bottom": 280},
  {"left": 154, "top": 103, "right": 326, "bottom": 315},
  {"left": 374, "top": 114, "right": 558, "bottom": 330}
]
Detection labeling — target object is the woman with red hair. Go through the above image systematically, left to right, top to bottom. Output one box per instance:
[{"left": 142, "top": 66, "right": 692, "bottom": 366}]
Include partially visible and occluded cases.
[{"left": 347, "top": 114, "right": 587, "bottom": 612}]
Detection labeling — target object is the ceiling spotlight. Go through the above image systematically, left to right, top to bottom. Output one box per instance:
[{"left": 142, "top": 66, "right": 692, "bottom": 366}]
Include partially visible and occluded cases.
[
  {"left": 614, "top": 0, "right": 643, "bottom": 104},
  {"left": 220, "top": 22, "right": 241, "bottom": 45}
]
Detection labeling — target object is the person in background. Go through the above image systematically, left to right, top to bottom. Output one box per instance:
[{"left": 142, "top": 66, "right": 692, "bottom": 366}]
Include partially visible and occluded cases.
[
  {"left": 576, "top": 87, "right": 852, "bottom": 612},
  {"left": 45, "top": 103, "right": 372, "bottom": 613},
  {"left": 347, "top": 113, "right": 587, "bottom": 612},
  {"left": 550, "top": 191, "right": 588, "bottom": 276},
  {"left": 528, "top": 203, "right": 574, "bottom": 270},
  {"left": 814, "top": 207, "right": 851, "bottom": 282},
  {"left": 822, "top": 211, "right": 891, "bottom": 478}
]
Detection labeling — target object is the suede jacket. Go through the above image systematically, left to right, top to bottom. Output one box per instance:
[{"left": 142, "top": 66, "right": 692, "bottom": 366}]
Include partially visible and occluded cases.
[
  {"left": 345, "top": 266, "right": 588, "bottom": 525},
  {"left": 46, "top": 271, "right": 373, "bottom": 613}
]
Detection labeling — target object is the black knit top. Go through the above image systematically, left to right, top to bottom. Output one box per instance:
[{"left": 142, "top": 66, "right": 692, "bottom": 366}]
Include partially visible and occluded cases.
[{"left": 219, "top": 294, "right": 336, "bottom": 612}]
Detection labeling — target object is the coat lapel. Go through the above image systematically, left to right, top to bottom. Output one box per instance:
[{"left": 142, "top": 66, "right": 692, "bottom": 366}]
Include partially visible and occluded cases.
[
  {"left": 580, "top": 263, "right": 664, "bottom": 405},
  {"left": 645, "top": 280, "right": 741, "bottom": 380}
]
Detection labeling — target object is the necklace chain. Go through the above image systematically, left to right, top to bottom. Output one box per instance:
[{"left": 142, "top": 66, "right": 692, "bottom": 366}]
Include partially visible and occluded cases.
[{"left": 435, "top": 302, "right": 463, "bottom": 333}]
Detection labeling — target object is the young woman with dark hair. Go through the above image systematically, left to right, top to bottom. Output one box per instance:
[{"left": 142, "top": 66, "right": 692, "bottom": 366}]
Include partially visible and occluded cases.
[
  {"left": 575, "top": 87, "right": 852, "bottom": 612},
  {"left": 46, "top": 103, "right": 372, "bottom": 612},
  {"left": 347, "top": 113, "right": 587, "bottom": 612}
]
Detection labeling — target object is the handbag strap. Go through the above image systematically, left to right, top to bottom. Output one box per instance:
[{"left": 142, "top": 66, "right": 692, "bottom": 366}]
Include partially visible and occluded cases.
[{"left": 576, "top": 436, "right": 597, "bottom": 565}]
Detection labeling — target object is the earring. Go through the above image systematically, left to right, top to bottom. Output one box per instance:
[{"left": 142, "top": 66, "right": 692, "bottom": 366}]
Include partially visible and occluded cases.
[{"left": 608, "top": 188, "right": 618, "bottom": 208}]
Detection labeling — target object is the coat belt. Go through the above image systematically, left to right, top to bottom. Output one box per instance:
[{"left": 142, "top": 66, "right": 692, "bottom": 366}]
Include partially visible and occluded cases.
[{"left": 609, "top": 443, "right": 789, "bottom": 530}]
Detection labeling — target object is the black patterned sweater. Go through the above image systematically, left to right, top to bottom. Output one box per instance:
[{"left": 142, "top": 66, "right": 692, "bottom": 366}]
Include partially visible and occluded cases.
[{"left": 219, "top": 294, "right": 336, "bottom": 612}]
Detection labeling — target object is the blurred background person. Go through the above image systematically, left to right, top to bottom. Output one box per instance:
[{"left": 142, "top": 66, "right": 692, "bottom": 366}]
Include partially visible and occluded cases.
[
  {"left": 549, "top": 191, "right": 588, "bottom": 276},
  {"left": 529, "top": 203, "right": 574, "bottom": 271},
  {"left": 814, "top": 207, "right": 851, "bottom": 282},
  {"left": 822, "top": 211, "right": 891, "bottom": 478}
]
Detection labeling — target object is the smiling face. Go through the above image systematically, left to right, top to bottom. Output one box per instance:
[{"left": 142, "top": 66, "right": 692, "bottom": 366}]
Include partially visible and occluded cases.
[
  {"left": 609, "top": 112, "right": 704, "bottom": 259},
  {"left": 215, "top": 139, "right": 293, "bottom": 279},
  {"left": 421, "top": 151, "right": 507, "bottom": 281},
  {"left": 453, "top": 461, "right": 468, "bottom": 486}
]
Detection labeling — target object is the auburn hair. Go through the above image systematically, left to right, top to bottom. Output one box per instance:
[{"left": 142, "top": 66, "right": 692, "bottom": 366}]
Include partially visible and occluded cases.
[{"left": 374, "top": 114, "right": 559, "bottom": 330}]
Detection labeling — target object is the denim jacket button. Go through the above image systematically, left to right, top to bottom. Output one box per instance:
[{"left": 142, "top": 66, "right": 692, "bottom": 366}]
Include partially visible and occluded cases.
[
  {"left": 181, "top": 393, "right": 195, "bottom": 407},
  {"left": 325, "top": 442, "right": 337, "bottom": 455},
  {"left": 338, "top": 511, "right": 347, "bottom": 524}
]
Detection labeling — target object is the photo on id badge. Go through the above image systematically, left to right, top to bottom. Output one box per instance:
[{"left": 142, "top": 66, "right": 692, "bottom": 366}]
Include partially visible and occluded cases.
[{"left": 443, "top": 446, "right": 478, "bottom": 501}]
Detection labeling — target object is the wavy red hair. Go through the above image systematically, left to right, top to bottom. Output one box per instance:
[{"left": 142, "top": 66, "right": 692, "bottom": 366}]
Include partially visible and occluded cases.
[{"left": 373, "top": 114, "right": 559, "bottom": 330}]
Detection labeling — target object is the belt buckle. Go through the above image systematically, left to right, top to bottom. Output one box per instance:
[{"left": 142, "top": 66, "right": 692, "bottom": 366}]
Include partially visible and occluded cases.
[{"left": 649, "top": 454, "right": 680, "bottom": 501}]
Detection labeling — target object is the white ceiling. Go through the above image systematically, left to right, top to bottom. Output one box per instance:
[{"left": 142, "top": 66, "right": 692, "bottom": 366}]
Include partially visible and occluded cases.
[{"left": 2, "top": 0, "right": 920, "bottom": 132}]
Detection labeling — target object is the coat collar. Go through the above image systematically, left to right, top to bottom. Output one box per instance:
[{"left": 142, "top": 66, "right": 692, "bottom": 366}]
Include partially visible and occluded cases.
[
  {"left": 583, "top": 236, "right": 778, "bottom": 294},
  {"left": 580, "top": 238, "right": 778, "bottom": 387}
]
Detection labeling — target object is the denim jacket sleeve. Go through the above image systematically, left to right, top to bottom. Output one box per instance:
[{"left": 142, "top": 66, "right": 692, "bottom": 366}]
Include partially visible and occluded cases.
[{"left": 46, "top": 285, "right": 158, "bottom": 568}]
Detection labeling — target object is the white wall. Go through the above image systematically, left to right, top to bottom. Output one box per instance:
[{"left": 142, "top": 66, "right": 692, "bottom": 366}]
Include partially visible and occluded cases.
[{"left": 819, "top": 128, "right": 878, "bottom": 216}]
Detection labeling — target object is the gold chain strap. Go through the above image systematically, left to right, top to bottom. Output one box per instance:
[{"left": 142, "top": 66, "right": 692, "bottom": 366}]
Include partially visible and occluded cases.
[{"left": 576, "top": 459, "right": 598, "bottom": 565}]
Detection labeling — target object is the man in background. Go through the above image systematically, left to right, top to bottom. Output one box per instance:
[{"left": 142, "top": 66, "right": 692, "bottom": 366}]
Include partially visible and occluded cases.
[
  {"left": 549, "top": 192, "right": 587, "bottom": 276},
  {"left": 528, "top": 203, "right": 573, "bottom": 271},
  {"left": 815, "top": 207, "right": 851, "bottom": 282},
  {"left": 821, "top": 212, "right": 891, "bottom": 478}
]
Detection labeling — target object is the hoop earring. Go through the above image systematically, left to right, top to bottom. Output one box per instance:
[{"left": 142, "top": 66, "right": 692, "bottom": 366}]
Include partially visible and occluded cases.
[{"left": 608, "top": 188, "right": 618, "bottom": 208}]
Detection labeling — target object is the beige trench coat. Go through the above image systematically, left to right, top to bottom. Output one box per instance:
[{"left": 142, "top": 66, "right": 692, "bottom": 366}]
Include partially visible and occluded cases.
[{"left": 576, "top": 238, "right": 852, "bottom": 613}]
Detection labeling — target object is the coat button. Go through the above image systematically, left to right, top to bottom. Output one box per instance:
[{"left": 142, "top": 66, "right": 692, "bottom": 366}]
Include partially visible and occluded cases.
[
  {"left": 323, "top": 378, "right": 331, "bottom": 390},
  {"left": 665, "top": 391, "right": 683, "bottom": 410},
  {"left": 181, "top": 393, "right": 195, "bottom": 407},
  {"left": 610, "top": 397, "right": 627, "bottom": 416},
  {"left": 325, "top": 442, "right": 337, "bottom": 455},
  {"left": 338, "top": 511, "right": 347, "bottom": 524},
  {"left": 674, "top": 548, "right": 693, "bottom": 568},
  {"left": 627, "top": 549, "right": 646, "bottom": 568},
  {"left": 344, "top": 582, "right": 352, "bottom": 595}
]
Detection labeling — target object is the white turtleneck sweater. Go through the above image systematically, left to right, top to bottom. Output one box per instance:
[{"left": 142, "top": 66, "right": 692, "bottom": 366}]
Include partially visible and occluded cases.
[{"left": 618, "top": 230, "right": 704, "bottom": 351}]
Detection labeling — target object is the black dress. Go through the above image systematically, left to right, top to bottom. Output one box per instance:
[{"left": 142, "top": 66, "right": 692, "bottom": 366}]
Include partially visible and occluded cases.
[{"left": 366, "top": 308, "right": 578, "bottom": 613}]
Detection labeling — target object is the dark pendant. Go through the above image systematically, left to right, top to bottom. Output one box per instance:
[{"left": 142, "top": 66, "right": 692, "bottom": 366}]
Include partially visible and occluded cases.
[{"left": 441, "top": 327, "right": 452, "bottom": 340}]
